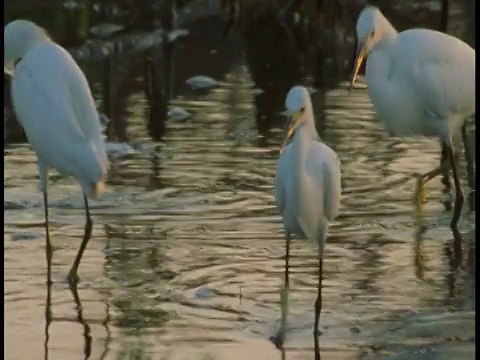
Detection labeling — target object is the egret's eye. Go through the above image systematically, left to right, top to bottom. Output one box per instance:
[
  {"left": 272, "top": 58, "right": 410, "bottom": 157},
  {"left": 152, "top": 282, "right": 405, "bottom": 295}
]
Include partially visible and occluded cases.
[
  {"left": 369, "top": 31, "right": 375, "bottom": 38},
  {"left": 300, "top": 107, "right": 305, "bottom": 113}
]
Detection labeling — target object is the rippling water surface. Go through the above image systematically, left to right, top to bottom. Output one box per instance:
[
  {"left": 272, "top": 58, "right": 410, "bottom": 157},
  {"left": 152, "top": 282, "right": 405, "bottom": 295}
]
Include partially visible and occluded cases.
[{"left": 4, "top": 32, "right": 476, "bottom": 360}]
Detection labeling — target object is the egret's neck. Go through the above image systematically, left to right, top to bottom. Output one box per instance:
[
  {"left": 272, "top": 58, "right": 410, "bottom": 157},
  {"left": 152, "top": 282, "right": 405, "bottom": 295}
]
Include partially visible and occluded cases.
[
  {"left": 371, "top": 18, "right": 398, "bottom": 54},
  {"left": 380, "top": 23, "right": 397, "bottom": 41},
  {"left": 5, "top": 28, "right": 51, "bottom": 68},
  {"left": 366, "top": 32, "right": 396, "bottom": 92},
  {"left": 289, "top": 114, "right": 318, "bottom": 210},
  {"left": 291, "top": 118, "right": 318, "bottom": 170}
]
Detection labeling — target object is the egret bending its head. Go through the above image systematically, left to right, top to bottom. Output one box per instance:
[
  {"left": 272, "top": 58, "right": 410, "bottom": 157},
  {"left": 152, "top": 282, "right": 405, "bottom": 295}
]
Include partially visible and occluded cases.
[
  {"left": 349, "top": 6, "right": 475, "bottom": 232},
  {"left": 350, "top": 6, "right": 398, "bottom": 91},
  {"left": 4, "top": 20, "right": 109, "bottom": 284},
  {"left": 4, "top": 20, "right": 50, "bottom": 76},
  {"left": 274, "top": 86, "right": 342, "bottom": 358}
]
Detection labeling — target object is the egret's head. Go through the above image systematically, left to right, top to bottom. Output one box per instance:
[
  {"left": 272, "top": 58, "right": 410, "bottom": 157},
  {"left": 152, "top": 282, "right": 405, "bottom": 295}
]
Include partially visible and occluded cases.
[
  {"left": 349, "top": 6, "right": 396, "bottom": 92},
  {"left": 4, "top": 20, "right": 51, "bottom": 76},
  {"left": 280, "top": 86, "right": 313, "bottom": 153}
]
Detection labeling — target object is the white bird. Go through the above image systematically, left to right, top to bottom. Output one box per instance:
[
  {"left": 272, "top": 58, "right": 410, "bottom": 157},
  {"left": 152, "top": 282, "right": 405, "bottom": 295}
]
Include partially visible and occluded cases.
[
  {"left": 350, "top": 6, "right": 475, "bottom": 232},
  {"left": 4, "top": 20, "right": 109, "bottom": 284},
  {"left": 272, "top": 86, "right": 342, "bottom": 356}
]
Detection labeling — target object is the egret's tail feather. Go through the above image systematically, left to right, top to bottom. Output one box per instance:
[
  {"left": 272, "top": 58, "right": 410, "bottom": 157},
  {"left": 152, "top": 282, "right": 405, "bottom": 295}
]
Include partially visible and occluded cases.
[
  {"left": 82, "top": 180, "right": 105, "bottom": 200},
  {"left": 93, "top": 181, "right": 105, "bottom": 199}
]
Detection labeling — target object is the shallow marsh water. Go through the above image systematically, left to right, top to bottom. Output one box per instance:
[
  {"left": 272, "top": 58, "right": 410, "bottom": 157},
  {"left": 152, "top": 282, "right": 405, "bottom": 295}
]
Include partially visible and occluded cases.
[
  {"left": 4, "top": 2, "right": 476, "bottom": 360},
  {"left": 5, "top": 67, "right": 475, "bottom": 359}
]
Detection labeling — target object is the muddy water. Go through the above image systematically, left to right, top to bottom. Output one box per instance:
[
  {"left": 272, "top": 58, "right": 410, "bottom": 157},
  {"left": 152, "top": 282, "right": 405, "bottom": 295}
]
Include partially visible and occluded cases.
[{"left": 4, "top": 61, "right": 475, "bottom": 359}]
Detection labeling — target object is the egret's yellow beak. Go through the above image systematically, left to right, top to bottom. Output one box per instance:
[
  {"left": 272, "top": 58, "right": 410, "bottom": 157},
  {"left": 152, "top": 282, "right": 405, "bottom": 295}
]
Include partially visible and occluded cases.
[
  {"left": 349, "top": 46, "right": 366, "bottom": 94},
  {"left": 279, "top": 111, "right": 303, "bottom": 154}
]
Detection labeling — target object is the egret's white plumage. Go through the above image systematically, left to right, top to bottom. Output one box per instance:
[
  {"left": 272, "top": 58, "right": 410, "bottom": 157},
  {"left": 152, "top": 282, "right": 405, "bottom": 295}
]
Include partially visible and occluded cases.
[
  {"left": 350, "top": 6, "right": 475, "bottom": 230},
  {"left": 4, "top": 19, "right": 109, "bottom": 283},
  {"left": 12, "top": 44, "right": 108, "bottom": 196},
  {"left": 273, "top": 86, "right": 341, "bottom": 354},
  {"left": 275, "top": 111, "right": 341, "bottom": 252}
]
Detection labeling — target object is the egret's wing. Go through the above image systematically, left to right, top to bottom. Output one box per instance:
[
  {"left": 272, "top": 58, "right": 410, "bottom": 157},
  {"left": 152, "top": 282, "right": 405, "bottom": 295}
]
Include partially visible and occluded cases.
[
  {"left": 399, "top": 30, "right": 475, "bottom": 119},
  {"left": 12, "top": 43, "right": 107, "bottom": 184},
  {"left": 290, "top": 141, "right": 341, "bottom": 247},
  {"left": 307, "top": 142, "right": 342, "bottom": 221},
  {"left": 321, "top": 151, "right": 342, "bottom": 221}
]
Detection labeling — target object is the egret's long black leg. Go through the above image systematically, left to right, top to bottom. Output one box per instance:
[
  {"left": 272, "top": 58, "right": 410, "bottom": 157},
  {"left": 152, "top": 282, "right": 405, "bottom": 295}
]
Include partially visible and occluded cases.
[
  {"left": 460, "top": 121, "right": 475, "bottom": 211},
  {"left": 440, "top": 142, "right": 451, "bottom": 194},
  {"left": 448, "top": 145, "right": 464, "bottom": 231},
  {"left": 43, "top": 184, "right": 53, "bottom": 359},
  {"left": 43, "top": 191, "right": 53, "bottom": 285},
  {"left": 67, "top": 193, "right": 93, "bottom": 285},
  {"left": 272, "top": 231, "right": 291, "bottom": 350},
  {"left": 280, "top": 231, "right": 291, "bottom": 347},
  {"left": 285, "top": 231, "right": 291, "bottom": 297},
  {"left": 313, "top": 256, "right": 323, "bottom": 360}
]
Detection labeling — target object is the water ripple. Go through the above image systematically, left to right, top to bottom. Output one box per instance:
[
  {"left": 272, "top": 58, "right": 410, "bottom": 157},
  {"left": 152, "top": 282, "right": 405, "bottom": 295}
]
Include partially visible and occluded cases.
[{"left": 5, "top": 62, "right": 475, "bottom": 360}]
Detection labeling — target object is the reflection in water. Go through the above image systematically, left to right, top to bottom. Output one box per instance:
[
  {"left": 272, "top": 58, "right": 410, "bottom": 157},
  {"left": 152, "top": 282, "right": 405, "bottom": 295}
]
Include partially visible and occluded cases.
[
  {"left": 142, "top": 0, "right": 177, "bottom": 141},
  {"left": 237, "top": 4, "right": 305, "bottom": 136},
  {"left": 144, "top": 44, "right": 168, "bottom": 141},
  {"left": 6, "top": 62, "right": 476, "bottom": 360},
  {"left": 414, "top": 199, "right": 465, "bottom": 302},
  {"left": 414, "top": 209, "right": 474, "bottom": 310},
  {"left": 414, "top": 222, "right": 428, "bottom": 281},
  {"left": 451, "top": 228, "right": 464, "bottom": 270},
  {"left": 353, "top": 234, "right": 384, "bottom": 297},
  {"left": 467, "top": 234, "right": 475, "bottom": 311},
  {"left": 445, "top": 240, "right": 459, "bottom": 301},
  {"left": 44, "top": 254, "right": 52, "bottom": 360},
  {"left": 44, "top": 255, "right": 93, "bottom": 360},
  {"left": 69, "top": 285, "right": 93, "bottom": 359},
  {"left": 99, "top": 302, "right": 112, "bottom": 360}
]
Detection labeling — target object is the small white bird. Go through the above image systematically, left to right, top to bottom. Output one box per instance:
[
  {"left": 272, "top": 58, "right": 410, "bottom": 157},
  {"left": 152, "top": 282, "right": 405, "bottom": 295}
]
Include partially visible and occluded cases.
[
  {"left": 350, "top": 6, "right": 475, "bottom": 231},
  {"left": 4, "top": 20, "right": 109, "bottom": 284},
  {"left": 273, "top": 86, "right": 342, "bottom": 356}
]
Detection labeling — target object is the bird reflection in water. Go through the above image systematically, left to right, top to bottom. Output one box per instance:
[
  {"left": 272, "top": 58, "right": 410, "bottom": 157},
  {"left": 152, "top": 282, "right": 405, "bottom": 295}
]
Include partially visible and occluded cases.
[
  {"left": 413, "top": 211, "right": 464, "bottom": 304},
  {"left": 44, "top": 251, "right": 52, "bottom": 360},
  {"left": 43, "top": 258, "right": 93, "bottom": 359},
  {"left": 70, "top": 284, "right": 93, "bottom": 360}
]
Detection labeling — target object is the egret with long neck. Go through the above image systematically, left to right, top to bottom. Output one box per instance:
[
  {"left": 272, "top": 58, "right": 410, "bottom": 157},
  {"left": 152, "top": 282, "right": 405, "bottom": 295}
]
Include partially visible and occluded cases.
[
  {"left": 350, "top": 6, "right": 475, "bottom": 232},
  {"left": 4, "top": 19, "right": 109, "bottom": 284},
  {"left": 273, "top": 86, "right": 342, "bottom": 359}
]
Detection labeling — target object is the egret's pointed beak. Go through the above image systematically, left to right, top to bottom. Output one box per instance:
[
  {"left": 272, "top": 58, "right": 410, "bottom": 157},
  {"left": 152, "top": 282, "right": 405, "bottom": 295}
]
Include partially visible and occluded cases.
[
  {"left": 348, "top": 46, "right": 366, "bottom": 94},
  {"left": 279, "top": 111, "right": 303, "bottom": 154}
]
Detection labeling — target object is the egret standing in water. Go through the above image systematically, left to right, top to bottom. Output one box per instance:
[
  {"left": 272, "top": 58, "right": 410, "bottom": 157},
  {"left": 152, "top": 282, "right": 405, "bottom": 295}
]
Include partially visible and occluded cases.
[
  {"left": 350, "top": 6, "right": 475, "bottom": 231},
  {"left": 4, "top": 20, "right": 109, "bottom": 284},
  {"left": 273, "top": 86, "right": 342, "bottom": 357}
]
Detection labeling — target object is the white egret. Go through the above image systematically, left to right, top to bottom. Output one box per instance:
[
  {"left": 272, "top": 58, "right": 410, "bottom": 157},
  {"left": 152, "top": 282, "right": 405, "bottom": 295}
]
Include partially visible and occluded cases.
[
  {"left": 350, "top": 6, "right": 475, "bottom": 231},
  {"left": 4, "top": 20, "right": 109, "bottom": 284},
  {"left": 273, "top": 86, "right": 342, "bottom": 356}
]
